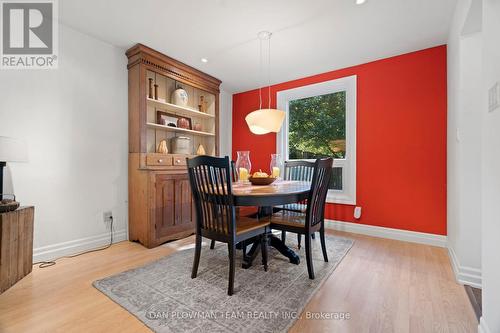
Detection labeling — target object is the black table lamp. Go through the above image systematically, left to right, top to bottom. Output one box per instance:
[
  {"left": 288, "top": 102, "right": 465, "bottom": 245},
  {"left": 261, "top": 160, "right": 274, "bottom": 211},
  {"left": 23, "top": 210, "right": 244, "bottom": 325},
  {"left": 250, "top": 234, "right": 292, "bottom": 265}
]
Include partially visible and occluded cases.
[{"left": 0, "top": 136, "right": 28, "bottom": 200}]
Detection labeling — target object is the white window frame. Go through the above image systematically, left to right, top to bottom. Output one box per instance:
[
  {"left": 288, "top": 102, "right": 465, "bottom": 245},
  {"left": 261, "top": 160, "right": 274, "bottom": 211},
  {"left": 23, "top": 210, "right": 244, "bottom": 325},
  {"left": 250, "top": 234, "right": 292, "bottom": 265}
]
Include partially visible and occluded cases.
[{"left": 277, "top": 75, "right": 357, "bottom": 205}]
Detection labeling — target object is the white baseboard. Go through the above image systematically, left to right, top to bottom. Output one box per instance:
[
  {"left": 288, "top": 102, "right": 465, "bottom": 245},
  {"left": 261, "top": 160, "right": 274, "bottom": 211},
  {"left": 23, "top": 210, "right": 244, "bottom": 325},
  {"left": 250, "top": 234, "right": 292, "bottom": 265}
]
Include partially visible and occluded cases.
[
  {"left": 325, "top": 219, "right": 447, "bottom": 248},
  {"left": 324, "top": 220, "right": 483, "bottom": 289},
  {"left": 33, "top": 229, "right": 128, "bottom": 263},
  {"left": 448, "top": 247, "right": 482, "bottom": 288},
  {"left": 479, "top": 317, "right": 491, "bottom": 333}
]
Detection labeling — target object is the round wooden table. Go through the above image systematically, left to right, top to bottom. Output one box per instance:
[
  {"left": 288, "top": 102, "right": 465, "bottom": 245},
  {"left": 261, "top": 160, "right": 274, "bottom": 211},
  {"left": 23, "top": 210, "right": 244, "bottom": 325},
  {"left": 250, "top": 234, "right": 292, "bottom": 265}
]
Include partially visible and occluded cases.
[{"left": 232, "top": 180, "right": 311, "bottom": 268}]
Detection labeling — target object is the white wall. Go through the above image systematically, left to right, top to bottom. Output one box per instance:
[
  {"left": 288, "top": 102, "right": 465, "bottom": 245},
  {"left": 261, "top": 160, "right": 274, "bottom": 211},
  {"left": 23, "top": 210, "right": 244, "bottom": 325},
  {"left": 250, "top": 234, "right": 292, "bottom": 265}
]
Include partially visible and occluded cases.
[
  {"left": 447, "top": 0, "right": 483, "bottom": 288},
  {"left": 449, "top": 0, "right": 500, "bottom": 330},
  {"left": 480, "top": 0, "right": 500, "bottom": 331},
  {"left": 0, "top": 23, "right": 128, "bottom": 262},
  {"left": 219, "top": 90, "right": 232, "bottom": 158}
]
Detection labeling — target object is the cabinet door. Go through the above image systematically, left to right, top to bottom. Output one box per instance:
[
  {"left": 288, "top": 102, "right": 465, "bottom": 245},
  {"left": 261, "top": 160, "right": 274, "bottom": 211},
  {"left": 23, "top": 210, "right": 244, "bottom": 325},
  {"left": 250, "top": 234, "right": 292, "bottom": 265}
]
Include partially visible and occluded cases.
[
  {"left": 154, "top": 173, "right": 195, "bottom": 242},
  {"left": 174, "top": 177, "right": 195, "bottom": 227}
]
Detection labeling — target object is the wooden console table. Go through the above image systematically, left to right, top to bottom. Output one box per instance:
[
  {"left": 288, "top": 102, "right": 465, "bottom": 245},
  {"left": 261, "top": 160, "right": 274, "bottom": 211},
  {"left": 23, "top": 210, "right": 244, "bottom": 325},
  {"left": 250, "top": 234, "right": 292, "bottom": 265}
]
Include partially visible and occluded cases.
[{"left": 0, "top": 206, "right": 34, "bottom": 293}]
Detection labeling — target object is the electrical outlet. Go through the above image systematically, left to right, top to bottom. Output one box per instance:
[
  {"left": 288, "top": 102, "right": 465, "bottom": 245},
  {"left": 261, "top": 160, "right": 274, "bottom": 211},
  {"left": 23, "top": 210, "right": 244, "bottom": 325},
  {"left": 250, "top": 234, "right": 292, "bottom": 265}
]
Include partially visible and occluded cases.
[
  {"left": 489, "top": 82, "right": 500, "bottom": 112},
  {"left": 354, "top": 206, "right": 362, "bottom": 219},
  {"left": 103, "top": 211, "right": 113, "bottom": 225}
]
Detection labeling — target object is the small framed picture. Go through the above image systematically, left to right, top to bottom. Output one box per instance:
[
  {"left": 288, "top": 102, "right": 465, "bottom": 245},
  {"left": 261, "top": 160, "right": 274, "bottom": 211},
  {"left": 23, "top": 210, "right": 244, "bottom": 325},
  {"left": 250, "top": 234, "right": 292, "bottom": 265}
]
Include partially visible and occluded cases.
[{"left": 156, "top": 110, "right": 192, "bottom": 130}]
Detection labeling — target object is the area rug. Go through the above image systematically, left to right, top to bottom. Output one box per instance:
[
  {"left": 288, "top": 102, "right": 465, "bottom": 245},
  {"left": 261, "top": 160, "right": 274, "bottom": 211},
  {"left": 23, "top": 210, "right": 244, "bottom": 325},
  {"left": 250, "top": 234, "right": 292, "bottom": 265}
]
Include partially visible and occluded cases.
[{"left": 93, "top": 234, "right": 353, "bottom": 333}]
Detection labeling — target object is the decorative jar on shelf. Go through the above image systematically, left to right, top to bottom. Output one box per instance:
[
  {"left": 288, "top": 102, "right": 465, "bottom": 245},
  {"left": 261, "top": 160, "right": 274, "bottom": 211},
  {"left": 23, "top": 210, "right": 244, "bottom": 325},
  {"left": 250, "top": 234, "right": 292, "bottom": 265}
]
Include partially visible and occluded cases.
[
  {"left": 171, "top": 87, "right": 188, "bottom": 107},
  {"left": 177, "top": 117, "right": 190, "bottom": 129},
  {"left": 171, "top": 136, "right": 191, "bottom": 154},
  {"left": 235, "top": 151, "right": 251, "bottom": 182},
  {"left": 270, "top": 153, "right": 283, "bottom": 179}
]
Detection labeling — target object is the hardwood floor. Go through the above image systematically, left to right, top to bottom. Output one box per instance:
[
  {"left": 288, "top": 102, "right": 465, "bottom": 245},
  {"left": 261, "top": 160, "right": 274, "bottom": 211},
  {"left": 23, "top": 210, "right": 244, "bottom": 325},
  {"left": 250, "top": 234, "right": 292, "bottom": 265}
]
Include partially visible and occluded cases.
[{"left": 0, "top": 231, "right": 477, "bottom": 333}]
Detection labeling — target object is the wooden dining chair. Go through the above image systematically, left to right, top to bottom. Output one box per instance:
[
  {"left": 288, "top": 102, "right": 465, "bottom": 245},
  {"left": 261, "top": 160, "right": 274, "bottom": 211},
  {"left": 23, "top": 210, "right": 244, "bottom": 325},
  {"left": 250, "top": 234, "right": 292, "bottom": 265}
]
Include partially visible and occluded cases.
[
  {"left": 187, "top": 156, "right": 270, "bottom": 295},
  {"left": 269, "top": 158, "right": 333, "bottom": 279},
  {"left": 210, "top": 160, "right": 240, "bottom": 250},
  {"left": 278, "top": 160, "right": 316, "bottom": 247}
]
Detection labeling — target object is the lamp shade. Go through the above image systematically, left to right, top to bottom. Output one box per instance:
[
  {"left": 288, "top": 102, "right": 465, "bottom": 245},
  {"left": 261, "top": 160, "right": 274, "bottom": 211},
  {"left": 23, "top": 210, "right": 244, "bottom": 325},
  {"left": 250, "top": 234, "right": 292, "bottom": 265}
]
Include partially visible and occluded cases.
[
  {"left": 245, "top": 108, "right": 286, "bottom": 135},
  {"left": 0, "top": 136, "right": 28, "bottom": 162}
]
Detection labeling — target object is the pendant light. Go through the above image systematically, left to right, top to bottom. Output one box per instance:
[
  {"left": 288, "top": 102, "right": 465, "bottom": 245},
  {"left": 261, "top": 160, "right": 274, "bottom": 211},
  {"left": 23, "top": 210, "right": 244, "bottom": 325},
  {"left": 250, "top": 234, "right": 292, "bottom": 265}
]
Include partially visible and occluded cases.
[{"left": 245, "top": 31, "right": 285, "bottom": 135}]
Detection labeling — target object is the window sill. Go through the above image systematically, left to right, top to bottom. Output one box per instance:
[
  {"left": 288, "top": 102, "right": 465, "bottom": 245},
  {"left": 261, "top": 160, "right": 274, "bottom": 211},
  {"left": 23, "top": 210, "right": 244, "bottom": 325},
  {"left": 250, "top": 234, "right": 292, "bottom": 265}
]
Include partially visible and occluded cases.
[{"left": 326, "top": 193, "right": 356, "bottom": 205}]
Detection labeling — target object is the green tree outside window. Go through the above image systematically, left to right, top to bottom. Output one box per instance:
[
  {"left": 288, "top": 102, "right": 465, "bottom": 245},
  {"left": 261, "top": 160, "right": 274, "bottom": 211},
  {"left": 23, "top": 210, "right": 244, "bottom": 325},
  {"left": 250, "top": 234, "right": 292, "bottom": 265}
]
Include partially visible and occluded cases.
[{"left": 289, "top": 91, "right": 346, "bottom": 160}]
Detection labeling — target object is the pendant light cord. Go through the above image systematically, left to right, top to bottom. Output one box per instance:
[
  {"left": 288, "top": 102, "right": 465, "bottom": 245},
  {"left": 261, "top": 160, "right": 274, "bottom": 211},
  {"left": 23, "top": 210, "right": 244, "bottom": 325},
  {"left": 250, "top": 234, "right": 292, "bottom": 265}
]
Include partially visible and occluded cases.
[
  {"left": 257, "top": 31, "right": 272, "bottom": 111},
  {"left": 268, "top": 35, "right": 271, "bottom": 109},
  {"left": 259, "top": 36, "right": 263, "bottom": 110}
]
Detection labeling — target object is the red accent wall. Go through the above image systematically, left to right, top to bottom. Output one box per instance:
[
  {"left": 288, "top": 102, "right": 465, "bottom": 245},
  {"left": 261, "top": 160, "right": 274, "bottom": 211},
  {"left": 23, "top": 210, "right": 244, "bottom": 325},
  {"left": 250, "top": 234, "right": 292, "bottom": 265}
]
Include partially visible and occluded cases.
[{"left": 232, "top": 46, "right": 447, "bottom": 235}]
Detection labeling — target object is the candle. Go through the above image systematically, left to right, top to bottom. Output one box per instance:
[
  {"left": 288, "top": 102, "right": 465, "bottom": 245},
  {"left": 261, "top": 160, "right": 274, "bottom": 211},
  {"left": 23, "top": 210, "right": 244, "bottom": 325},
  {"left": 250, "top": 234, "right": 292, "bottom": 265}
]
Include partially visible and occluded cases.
[
  {"left": 239, "top": 167, "right": 249, "bottom": 181},
  {"left": 272, "top": 167, "right": 280, "bottom": 178}
]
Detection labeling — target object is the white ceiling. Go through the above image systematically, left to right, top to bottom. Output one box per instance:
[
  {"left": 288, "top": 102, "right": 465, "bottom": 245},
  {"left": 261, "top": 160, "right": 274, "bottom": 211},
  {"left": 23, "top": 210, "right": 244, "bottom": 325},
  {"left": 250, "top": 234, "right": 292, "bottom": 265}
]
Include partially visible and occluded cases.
[{"left": 60, "top": 0, "right": 457, "bottom": 93}]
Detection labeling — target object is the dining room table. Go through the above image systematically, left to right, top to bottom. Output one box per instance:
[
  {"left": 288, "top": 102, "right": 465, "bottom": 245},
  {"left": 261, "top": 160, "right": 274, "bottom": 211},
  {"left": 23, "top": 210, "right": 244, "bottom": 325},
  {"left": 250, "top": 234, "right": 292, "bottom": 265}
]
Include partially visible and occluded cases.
[{"left": 231, "top": 180, "right": 311, "bottom": 269}]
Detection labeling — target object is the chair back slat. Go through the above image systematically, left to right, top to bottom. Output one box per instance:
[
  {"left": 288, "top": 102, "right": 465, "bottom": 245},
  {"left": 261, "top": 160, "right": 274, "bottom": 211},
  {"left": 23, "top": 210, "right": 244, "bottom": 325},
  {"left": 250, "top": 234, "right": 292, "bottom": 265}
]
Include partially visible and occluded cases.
[
  {"left": 187, "top": 156, "right": 236, "bottom": 236},
  {"left": 305, "top": 158, "right": 333, "bottom": 228},
  {"left": 231, "top": 160, "right": 238, "bottom": 182},
  {"left": 284, "top": 160, "right": 315, "bottom": 182}
]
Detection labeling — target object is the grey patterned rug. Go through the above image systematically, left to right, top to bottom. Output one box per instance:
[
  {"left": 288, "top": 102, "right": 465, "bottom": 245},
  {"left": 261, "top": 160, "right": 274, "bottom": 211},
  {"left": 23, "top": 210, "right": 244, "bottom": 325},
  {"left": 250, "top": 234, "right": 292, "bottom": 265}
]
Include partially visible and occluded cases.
[{"left": 93, "top": 234, "right": 353, "bottom": 333}]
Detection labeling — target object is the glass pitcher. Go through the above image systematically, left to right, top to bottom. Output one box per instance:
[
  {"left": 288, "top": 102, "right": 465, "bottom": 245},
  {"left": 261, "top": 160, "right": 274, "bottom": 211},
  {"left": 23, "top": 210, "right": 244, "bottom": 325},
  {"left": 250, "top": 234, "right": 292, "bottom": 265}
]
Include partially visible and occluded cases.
[
  {"left": 235, "top": 151, "right": 251, "bottom": 182},
  {"left": 270, "top": 153, "right": 283, "bottom": 179}
]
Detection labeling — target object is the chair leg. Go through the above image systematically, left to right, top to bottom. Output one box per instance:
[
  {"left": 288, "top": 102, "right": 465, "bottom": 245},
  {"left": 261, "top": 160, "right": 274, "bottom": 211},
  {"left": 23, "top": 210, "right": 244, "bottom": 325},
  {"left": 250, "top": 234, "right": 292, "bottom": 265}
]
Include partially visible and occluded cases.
[
  {"left": 320, "top": 225, "right": 328, "bottom": 262},
  {"left": 281, "top": 231, "right": 286, "bottom": 244},
  {"left": 305, "top": 233, "right": 315, "bottom": 279},
  {"left": 191, "top": 234, "right": 202, "bottom": 279},
  {"left": 261, "top": 234, "right": 268, "bottom": 272},
  {"left": 297, "top": 234, "right": 302, "bottom": 249},
  {"left": 210, "top": 239, "right": 216, "bottom": 249},
  {"left": 241, "top": 240, "right": 247, "bottom": 258},
  {"left": 228, "top": 243, "right": 236, "bottom": 296}
]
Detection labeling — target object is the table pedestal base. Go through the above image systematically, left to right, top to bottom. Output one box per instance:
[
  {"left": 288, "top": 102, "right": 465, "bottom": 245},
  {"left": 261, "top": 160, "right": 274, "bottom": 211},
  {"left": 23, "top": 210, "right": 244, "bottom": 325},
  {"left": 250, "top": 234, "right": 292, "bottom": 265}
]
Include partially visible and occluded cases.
[
  {"left": 238, "top": 206, "right": 301, "bottom": 269},
  {"left": 241, "top": 234, "right": 300, "bottom": 269}
]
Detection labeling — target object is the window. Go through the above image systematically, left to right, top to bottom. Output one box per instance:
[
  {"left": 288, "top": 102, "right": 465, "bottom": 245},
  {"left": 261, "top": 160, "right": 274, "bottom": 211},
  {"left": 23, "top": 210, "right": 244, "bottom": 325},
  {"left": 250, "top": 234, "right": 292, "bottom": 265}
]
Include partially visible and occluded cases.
[{"left": 277, "top": 75, "right": 356, "bottom": 204}]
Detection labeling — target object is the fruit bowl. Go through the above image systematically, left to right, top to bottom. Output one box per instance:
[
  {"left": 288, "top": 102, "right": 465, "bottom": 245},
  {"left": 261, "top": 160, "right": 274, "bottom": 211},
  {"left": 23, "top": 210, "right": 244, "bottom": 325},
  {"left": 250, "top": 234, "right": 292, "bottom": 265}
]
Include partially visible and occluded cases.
[{"left": 248, "top": 176, "right": 277, "bottom": 186}]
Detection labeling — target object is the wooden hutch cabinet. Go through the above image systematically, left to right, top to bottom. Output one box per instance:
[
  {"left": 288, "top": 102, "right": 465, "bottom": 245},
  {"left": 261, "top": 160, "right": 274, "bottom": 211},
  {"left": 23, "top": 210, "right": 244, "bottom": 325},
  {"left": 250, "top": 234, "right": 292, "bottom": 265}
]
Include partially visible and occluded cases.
[{"left": 126, "top": 44, "right": 221, "bottom": 248}]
